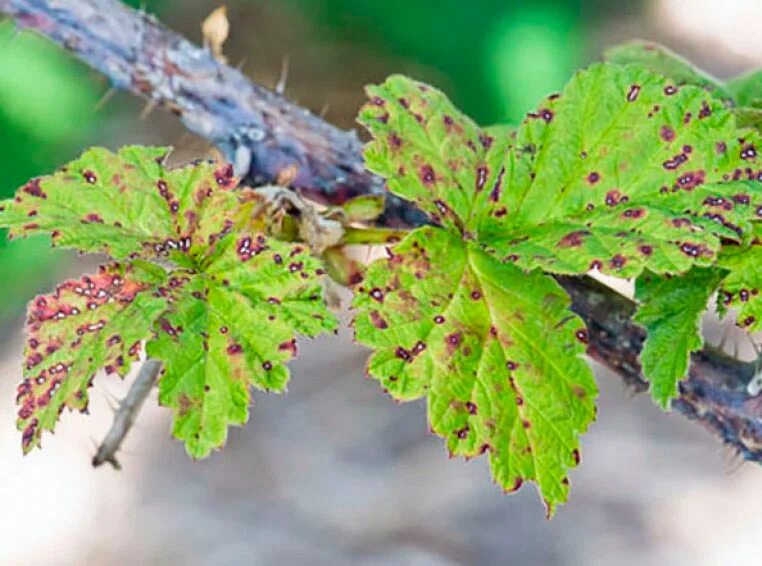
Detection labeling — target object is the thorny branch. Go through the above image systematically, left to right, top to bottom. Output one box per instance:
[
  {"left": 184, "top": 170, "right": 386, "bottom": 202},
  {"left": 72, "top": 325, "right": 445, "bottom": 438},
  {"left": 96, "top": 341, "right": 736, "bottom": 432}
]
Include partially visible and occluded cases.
[{"left": 2, "top": 0, "right": 761, "bottom": 463}]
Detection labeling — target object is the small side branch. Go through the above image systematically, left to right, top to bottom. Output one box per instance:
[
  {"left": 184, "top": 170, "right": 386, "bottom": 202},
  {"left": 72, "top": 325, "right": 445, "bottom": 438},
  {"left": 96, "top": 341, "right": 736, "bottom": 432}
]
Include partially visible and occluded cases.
[{"left": 92, "top": 359, "right": 162, "bottom": 469}]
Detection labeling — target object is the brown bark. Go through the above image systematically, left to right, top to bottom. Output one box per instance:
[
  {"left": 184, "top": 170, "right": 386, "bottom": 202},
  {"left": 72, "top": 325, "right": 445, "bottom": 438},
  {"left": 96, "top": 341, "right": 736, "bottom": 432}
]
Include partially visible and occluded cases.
[{"left": 2, "top": 0, "right": 761, "bottom": 462}]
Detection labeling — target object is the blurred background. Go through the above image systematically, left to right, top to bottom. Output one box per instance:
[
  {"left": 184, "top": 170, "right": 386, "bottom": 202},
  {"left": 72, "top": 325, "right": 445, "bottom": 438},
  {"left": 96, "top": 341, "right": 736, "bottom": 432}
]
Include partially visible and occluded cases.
[{"left": 1, "top": 0, "right": 762, "bottom": 564}]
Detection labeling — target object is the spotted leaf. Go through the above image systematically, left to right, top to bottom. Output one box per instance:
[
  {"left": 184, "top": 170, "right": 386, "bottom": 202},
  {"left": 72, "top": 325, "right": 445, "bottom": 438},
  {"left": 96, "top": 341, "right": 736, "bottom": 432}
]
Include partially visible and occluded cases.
[
  {"left": 606, "top": 41, "right": 762, "bottom": 129},
  {"left": 355, "top": 63, "right": 762, "bottom": 511},
  {"left": 478, "top": 63, "right": 762, "bottom": 277},
  {"left": 361, "top": 66, "right": 762, "bottom": 280},
  {"left": 360, "top": 75, "right": 510, "bottom": 232},
  {"left": 0, "top": 146, "right": 256, "bottom": 263},
  {"left": 716, "top": 224, "right": 762, "bottom": 331},
  {"left": 352, "top": 226, "right": 595, "bottom": 514},
  {"left": 147, "top": 232, "right": 337, "bottom": 458},
  {"left": 17, "top": 262, "right": 168, "bottom": 452},
  {"left": 634, "top": 268, "right": 724, "bottom": 407}
]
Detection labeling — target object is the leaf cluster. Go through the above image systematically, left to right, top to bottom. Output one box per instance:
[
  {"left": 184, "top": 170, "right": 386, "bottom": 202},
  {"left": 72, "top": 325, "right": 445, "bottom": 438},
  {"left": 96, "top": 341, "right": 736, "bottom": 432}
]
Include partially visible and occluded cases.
[{"left": 3, "top": 42, "right": 762, "bottom": 514}]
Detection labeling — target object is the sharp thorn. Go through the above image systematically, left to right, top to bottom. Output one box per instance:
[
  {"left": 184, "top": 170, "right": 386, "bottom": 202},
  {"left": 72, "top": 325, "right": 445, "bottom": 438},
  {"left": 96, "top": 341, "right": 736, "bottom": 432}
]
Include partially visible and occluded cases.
[
  {"left": 275, "top": 54, "right": 290, "bottom": 95},
  {"left": 94, "top": 87, "right": 117, "bottom": 113},
  {"left": 140, "top": 99, "right": 158, "bottom": 121}
]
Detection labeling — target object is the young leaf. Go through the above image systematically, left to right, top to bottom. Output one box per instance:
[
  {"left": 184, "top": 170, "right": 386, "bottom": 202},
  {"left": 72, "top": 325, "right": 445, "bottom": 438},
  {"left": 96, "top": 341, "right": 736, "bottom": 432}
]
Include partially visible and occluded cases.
[
  {"left": 356, "top": 62, "right": 762, "bottom": 511},
  {"left": 477, "top": 63, "right": 762, "bottom": 278},
  {"left": 358, "top": 73, "right": 601, "bottom": 512},
  {"left": 0, "top": 146, "right": 249, "bottom": 262},
  {"left": 4, "top": 146, "right": 338, "bottom": 458},
  {"left": 716, "top": 224, "right": 762, "bottom": 331},
  {"left": 353, "top": 228, "right": 595, "bottom": 513},
  {"left": 147, "top": 232, "right": 337, "bottom": 458},
  {"left": 17, "top": 262, "right": 168, "bottom": 452},
  {"left": 633, "top": 268, "right": 724, "bottom": 407}
]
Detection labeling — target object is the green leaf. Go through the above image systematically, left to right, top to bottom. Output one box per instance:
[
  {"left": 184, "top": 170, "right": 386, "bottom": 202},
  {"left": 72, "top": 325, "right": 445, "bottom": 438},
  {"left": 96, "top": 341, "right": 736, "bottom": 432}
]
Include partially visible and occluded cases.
[
  {"left": 604, "top": 41, "right": 729, "bottom": 98},
  {"left": 605, "top": 41, "right": 762, "bottom": 131},
  {"left": 356, "top": 62, "right": 762, "bottom": 511},
  {"left": 478, "top": 63, "right": 762, "bottom": 277},
  {"left": 727, "top": 70, "right": 762, "bottom": 109},
  {"left": 357, "top": 74, "right": 602, "bottom": 512},
  {"left": 360, "top": 75, "right": 510, "bottom": 233},
  {"left": 4, "top": 145, "right": 338, "bottom": 458},
  {"left": 0, "top": 146, "right": 251, "bottom": 262},
  {"left": 716, "top": 224, "right": 762, "bottom": 331},
  {"left": 353, "top": 227, "right": 594, "bottom": 514},
  {"left": 147, "top": 232, "right": 337, "bottom": 458},
  {"left": 17, "top": 261, "right": 168, "bottom": 452},
  {"left": 634, "top": 268, "right": 724, "bottom": 407}
]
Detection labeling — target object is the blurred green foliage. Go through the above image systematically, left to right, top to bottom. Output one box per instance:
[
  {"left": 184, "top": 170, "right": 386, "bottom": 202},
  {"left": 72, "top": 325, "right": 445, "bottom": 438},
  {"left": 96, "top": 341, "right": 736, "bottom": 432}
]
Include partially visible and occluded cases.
[
  {"left": 286, "top": 0, "right": 641, "bottom": 124},
  {"left": 0, "top": 21, "right": 99, "bottom": 319}
]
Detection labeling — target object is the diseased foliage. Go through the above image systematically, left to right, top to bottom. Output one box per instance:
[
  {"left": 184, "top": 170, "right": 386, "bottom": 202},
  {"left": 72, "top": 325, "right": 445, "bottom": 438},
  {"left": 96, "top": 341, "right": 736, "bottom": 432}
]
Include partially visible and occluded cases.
[
  {"left": 3, "top": 41, "right": 762, "bottom": 517},
  {"left": 605, "top": 41, "right": 731, "bottom": 99},
  {"left": 601, "top": 45, "right": 762, "bottom": 401},
  {"left": 354, "top": 62, "right": 762, "bottom": 512},
  {"left": 478, "top": 64, "right": 762, "bottom": 277},
  {"left": 0, "top": 146, "right": 259, "bottom": 264},
  {"left": 1, "top": 147, "right": 336, "bottom": 456},
  {"left": 717, "top": 224, "right": 762, "bottom": 332},
  {"left": 353, "top": 227, "right": 595, "bottom": 514},
  {"left": 147, "top": 236, "right": 335, "bottom": 459},
  {"left": 17, "top": 261, "right": 167, "bottom": 452},
  {"left": 634, "top": 268, "right": 724, "bottom": 408}
]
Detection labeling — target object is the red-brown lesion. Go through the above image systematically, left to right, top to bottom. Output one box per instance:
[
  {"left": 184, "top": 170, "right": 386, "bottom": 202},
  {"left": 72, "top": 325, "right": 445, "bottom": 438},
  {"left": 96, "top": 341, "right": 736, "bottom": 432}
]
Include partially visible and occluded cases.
[{"left": 18, "top": 263, "right": 155, "bottom": 452}]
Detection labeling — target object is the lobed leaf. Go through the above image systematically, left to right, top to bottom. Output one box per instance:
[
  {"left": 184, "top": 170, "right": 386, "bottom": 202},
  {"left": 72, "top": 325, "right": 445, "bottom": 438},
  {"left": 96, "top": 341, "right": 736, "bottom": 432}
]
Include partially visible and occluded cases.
[
  {"left": 356, "top": 62, "right": 762, "bottom": 510},
  {"left": 478, "top": 63, "right": 762, "bottom": 278},
  {"left": 357, "top": 74, "right": 602, "bottom": 511},
  {"left": 360, "top": 75, "right": 510, "bottom": 232},
  {"left": 0, "top": 146, "right": 255, "bottom": 263},
  {"left": 5, "top": 146, "right": 338, "bottom": 457},
  {"left": 716, "top": 224, "right": 762, "bottom": 331},
  {"left": 353, "top": 227, "right": 595, "bottom": 514},
  {"left": 147, "top": 232, "right": 337, "bottom": 458},
  {"left": 17, "top": 262, "right": 167, "bottom": 452},
  {"left": 633, "top": 268, "right": 724, "bottom": 407}
]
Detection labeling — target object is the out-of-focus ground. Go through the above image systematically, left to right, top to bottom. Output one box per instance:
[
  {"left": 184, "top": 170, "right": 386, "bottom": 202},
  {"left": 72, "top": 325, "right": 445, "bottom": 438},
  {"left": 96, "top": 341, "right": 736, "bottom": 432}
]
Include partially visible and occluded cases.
[{"left": 1, "top": 0, "right": 762, "bottom": 564}]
